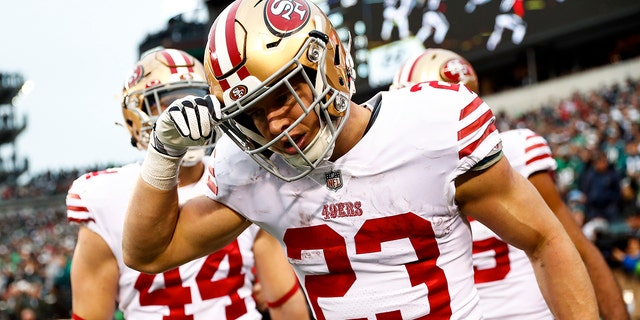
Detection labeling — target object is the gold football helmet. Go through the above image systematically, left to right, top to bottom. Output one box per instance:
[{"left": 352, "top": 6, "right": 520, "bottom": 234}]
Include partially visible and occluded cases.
[
  {"left": 203, "top": 0, "right": 356, "bottom": 181},
  {"left": 121, "top": 48, "right": 210, "bottom": 151},
  {"left": 390, "top": 48, "right": 478, "bottom": 93}
]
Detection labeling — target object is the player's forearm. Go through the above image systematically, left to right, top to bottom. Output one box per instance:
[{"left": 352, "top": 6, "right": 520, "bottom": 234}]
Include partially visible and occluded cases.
[
  {"left": 123, "top": 177, "right": 180, "bottom": 273},
  {"left": 552, "top": 202, "right": 629, "bottom": 319},
  {"left": 71, "top": 228, "right": 119, "bottom": 319},
  {"left": 530, "top": 232, "right": 598, "bottom": 319},
  {"left": 578, "top": 243, "right": 629, "bottom": 320},
  {"left": 268, "top": 290, "right": 311, "bottom": 320},
  {"left": 72, "top": 296, "right": 116, "bottom": 320}
]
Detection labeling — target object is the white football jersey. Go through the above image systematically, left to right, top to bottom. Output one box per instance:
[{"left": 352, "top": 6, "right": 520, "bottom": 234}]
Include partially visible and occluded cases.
[
  {"left": 205, "top": 82, "right": 500, "bottom": 320},
  {"left": 469, "top": 128, "right": 557, "bottom": 320},
  {"left": 66, "top": 160, "right": 262, "bottom": 320}
]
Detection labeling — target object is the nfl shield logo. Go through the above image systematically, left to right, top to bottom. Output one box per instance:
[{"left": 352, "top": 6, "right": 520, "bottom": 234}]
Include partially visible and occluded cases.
[{"left": 325, "top": 170, "right": 343, "bottom": 191}]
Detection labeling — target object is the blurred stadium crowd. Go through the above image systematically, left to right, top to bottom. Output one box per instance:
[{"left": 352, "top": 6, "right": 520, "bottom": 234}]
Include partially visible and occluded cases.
[
  {"left": 2, "top": 76, "right": 640, "bottom": 318},
  {"left": 0, "top": 167, "right": 109, "bottom": 319}
]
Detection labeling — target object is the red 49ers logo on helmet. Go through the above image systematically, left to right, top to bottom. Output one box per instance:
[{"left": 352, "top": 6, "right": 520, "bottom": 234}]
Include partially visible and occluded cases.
[
  {"left": 264, "top": 0, "right": 310, "bottom": 37},
  {"left": 442, "top": 59, "right": 473, "bottom": 83},
  {"left": 126, "top": 65, "right": 143, "bottom": 89},
  {"left": 230, "top": 85, "right": 248, "bottom": 101}
]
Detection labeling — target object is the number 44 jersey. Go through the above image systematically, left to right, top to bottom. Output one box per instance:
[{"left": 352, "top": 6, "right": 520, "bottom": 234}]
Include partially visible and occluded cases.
[
  {"left": 206, "top": 82, "right": 500, "bottom": 320},
  {"left": 67, "top": 160, "right": 262, "bottom": 320}
]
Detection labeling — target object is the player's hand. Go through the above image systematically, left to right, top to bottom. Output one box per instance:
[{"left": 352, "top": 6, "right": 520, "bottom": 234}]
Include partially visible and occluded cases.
[{"left": 150, "top": 95, "right": 219, "bottom": 157}]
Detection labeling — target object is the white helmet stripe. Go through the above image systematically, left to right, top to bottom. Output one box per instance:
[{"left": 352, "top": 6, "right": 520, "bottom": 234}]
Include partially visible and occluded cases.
[
  {"left": 209, "top": 1, "right": 250, "bottom": 90},
  {"left": 209, "top": 5, "right": 233, "bottom": 79},
  {"left": 160, "top": 49, "right": 193, "bottom": 74},
  {"left": 403, "top": 54, "right": 424, "bottom": 83}
]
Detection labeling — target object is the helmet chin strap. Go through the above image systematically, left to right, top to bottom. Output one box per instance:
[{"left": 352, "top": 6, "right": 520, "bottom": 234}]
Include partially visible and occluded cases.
[
  {"left": 313, "top": 65, "right": 325, "bottom": 97},
  {"left": 239, "top": 120, "right": 333, "bottom": 170},
  {"left": 280, "top": 122, "right": 334, "bottom": 169},
  {"left": 180, "top": 148, "right": 205, "bottom": 167}
]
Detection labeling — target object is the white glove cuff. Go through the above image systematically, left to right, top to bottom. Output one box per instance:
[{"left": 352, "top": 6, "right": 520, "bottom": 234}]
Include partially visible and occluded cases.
[{"left": 140, "top": 145, "right": 182, "bottom": 190}]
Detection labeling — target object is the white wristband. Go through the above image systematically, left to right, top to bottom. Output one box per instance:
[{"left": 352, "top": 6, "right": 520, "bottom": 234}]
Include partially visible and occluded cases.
[{"left": 140, "top": 145, "right": 182, "bottom": 190}]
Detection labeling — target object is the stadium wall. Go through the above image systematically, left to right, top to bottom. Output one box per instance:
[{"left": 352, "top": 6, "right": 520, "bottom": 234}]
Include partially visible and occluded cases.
[{"left": 483, "top": 56, "right": 640, "bottom": 116}]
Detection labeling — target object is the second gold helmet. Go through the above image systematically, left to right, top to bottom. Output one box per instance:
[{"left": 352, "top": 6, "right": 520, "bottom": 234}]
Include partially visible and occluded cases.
[
  {"left": 122, "top": 48, "right": 209, "bottom": 150},
  {"left": 390, "top": 48, "right": 478, "bottom": 93}
]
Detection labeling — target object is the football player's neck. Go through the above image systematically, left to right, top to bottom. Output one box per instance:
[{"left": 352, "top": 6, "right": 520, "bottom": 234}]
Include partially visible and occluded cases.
[
  {"left": 330, "top": 102, "right": 369, "bottom": 161},
  {"left": 178, "top": 162, "right": 205, "bottom": 187}
]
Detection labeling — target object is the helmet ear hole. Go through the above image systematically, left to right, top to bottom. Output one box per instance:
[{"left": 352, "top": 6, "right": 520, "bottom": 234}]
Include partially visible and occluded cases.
[{"left": 130, "top": 136, "right": 138, "bottom": 148}]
